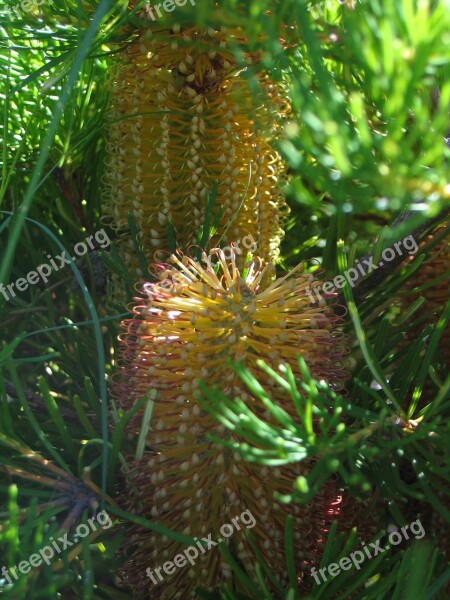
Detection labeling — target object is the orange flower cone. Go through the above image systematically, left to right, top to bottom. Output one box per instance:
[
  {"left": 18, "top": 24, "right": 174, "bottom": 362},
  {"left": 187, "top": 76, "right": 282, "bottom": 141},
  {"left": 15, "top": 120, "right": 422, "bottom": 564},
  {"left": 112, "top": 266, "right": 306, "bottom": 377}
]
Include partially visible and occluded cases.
[
  {"left": 403, "top": 223, "right": 450, "bottom": 561},
  {"left": 404, "top": 223, "right": 450, "bottom": 402},
  {"left": 113, "top": 249, "right": 350, "bottom": 597}
]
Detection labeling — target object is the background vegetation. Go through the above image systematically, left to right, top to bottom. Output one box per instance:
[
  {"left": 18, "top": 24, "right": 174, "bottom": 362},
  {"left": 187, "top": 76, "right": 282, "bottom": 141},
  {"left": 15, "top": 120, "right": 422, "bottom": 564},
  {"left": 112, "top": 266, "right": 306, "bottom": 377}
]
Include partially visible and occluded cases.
[{"left": 0, "top": 0, "right": 449, "bottom": 598}]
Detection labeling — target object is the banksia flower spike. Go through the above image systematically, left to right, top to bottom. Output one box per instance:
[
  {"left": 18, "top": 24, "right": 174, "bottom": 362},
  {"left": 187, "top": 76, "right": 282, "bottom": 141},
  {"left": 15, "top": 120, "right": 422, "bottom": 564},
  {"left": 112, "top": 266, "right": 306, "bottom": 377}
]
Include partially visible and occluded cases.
[
  {"left": 103, "top": 20, "right": 289, "bottom": 302},
  {"left": 403, "top": 223, "right": 450, "bottom": 557},
  {"left": 405, "top": 223, "right": 450, "bottom": 385},
  {"left": 114, "top": 249, "right": 349, "bottom": 598}
]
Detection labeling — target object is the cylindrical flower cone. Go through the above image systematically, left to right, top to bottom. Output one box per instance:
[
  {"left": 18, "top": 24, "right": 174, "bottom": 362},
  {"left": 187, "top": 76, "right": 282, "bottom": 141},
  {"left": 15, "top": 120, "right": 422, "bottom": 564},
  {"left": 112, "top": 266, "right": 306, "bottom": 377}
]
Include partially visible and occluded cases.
[
  {"left": 102, "top": 23, "right": 289, "bottom": 303},
  {"left": 403, "top": 223, "right": 450, "bottom": 565},
  {"left": 404, "top": 223, "right": 450, "bottom": 402},
  {"left": 113, "top": 250, "right": 350, "bottom": 597}
]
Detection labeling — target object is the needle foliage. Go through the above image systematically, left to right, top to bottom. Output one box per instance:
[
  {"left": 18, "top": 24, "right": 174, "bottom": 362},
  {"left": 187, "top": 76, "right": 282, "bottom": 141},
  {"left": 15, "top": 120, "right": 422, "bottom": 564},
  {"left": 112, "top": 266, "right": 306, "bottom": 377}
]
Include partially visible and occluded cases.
[{"left": 0, "top": 0, "right": 449, "bottom": 598}]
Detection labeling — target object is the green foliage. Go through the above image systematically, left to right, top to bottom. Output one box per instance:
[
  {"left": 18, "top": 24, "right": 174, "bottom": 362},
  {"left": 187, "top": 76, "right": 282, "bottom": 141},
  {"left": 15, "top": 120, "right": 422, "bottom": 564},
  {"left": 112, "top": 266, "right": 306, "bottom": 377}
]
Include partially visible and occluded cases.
[{"left": 0, "top": 0, "right": 449, "bottom": 598}]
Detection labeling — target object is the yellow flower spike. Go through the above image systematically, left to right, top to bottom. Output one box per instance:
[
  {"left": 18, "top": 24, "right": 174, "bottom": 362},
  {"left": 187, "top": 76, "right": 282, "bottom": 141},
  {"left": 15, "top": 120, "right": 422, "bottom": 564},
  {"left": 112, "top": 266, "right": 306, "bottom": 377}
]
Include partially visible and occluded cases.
[
  {"left": 102, "top": 21, "right": 290, "bottom": 303},
  {"left": 113, "top": 250, "right": 350, "bottom": 598}
]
